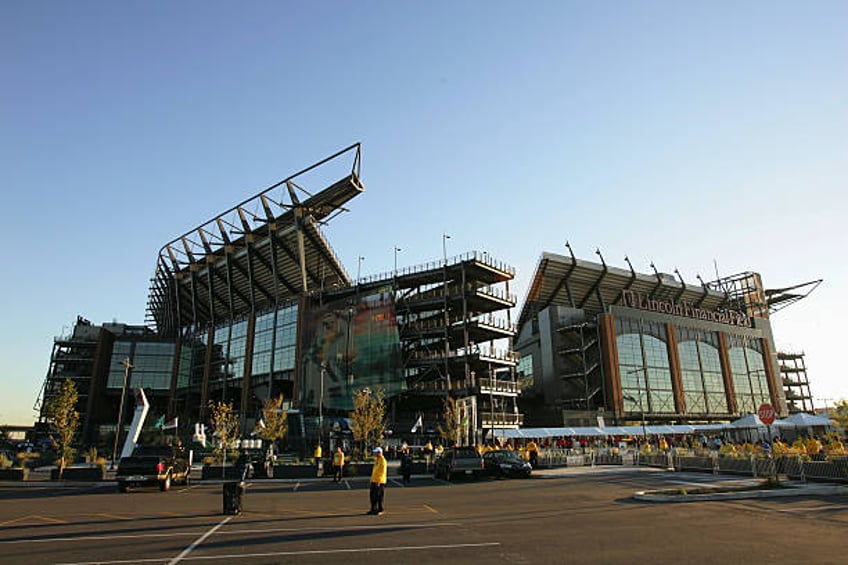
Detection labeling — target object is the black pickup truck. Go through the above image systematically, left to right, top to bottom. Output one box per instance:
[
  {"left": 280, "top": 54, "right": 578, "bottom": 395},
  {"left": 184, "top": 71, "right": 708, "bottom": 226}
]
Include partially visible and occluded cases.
[{"left": 116, "top": 446, "right": 191, "bottom": 493}]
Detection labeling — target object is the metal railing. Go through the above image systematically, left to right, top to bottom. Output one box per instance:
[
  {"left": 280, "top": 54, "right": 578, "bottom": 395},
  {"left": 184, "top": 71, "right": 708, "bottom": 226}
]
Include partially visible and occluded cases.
[
  {"left": 358, "top": 250, "right": 516, "bottom": 285},
  {"left": 478, "top": 378, "right": 519, "bottom": 395},
  {"left": 481, "top": 413, "right": 524, "bottom": 427},
  {"left": 506, "top": 447, "right": 848, "bottom": 483},
  {"left": 635, "top": 451, "right": 848, "bottom": 483}
]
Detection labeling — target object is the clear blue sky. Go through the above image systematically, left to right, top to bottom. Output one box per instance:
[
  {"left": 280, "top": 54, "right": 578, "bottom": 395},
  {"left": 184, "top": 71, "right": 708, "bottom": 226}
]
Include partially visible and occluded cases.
[{"left": 2, "top": 2, "right": 845, "bottom": 425}]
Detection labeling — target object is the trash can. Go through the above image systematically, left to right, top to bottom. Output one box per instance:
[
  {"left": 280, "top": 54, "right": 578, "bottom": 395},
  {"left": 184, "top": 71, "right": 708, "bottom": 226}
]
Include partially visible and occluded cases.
[{"left": 223, "top": 481, "right": 244, "bottom": 515}]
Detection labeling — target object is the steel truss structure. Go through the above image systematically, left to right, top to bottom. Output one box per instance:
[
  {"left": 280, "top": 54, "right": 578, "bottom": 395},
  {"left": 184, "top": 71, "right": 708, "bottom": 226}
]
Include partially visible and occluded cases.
[
  {"left": 146, "top": 144, "right": 363, "bottom": 337},
  {"left": 318, "top": 251, "right": 522, "bottom": 443},
  {"left": 778, "top": 351, "right": 816, "bottom": 413}
]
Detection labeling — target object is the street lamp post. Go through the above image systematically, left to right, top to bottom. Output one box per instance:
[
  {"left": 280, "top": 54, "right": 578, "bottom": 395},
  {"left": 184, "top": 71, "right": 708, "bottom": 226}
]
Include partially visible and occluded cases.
[
  {"left": 442, "top": 234, "right": 451, "bottom": 391},
  {"left": 393, "top": 246, "right": 402, "bottom": 278},
  {"left": 357, "top": 256, "right": 365, "bottom": 284},
  {"left": 111, "top": 357, "right": 135, "bottom": 468},
  {"left": 222, "top": 359, "right": 231, "bottom": 405},
  {"left": 319, "top": 362, "right": 326, "bottom": 447},
  {"left": 624, "top": 367, "right": 648, "bottom": 438}
]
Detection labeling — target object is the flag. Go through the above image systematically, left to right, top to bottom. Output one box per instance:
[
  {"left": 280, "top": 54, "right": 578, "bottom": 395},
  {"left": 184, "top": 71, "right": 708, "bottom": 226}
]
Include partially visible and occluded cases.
[
  {"left": 153, "top": 415, "right": 165, "bottom": 429},
  {"left": 411, "top": 415, "right": 423, "bottom": 433},
  {"left": 163, "top": 417, "right": 179, "bottom": 430}
]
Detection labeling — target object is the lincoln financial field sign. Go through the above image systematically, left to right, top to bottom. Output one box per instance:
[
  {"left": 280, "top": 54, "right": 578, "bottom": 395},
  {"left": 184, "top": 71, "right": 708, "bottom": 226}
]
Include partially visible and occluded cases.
[{"left": 620, "top": 289, "right": 752, "bottom": 328}]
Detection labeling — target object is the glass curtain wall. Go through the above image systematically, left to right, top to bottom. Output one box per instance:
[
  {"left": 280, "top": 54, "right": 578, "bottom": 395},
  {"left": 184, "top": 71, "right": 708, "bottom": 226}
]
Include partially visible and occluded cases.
[
  {"left": 173, "top": 302, "right": 299, "bottom": 423},
  {"left": 251, "top": 302, "right": 298, "bottom": 403},
  {"left": 616, "top": 318, "right": 675, "bottom": 415},
  {"left": 676, "top": 328, "right": 729, "bottom": 415},
  {"left": 727, "top": 334, "right": 770, "bottom": 413},
  {"left": 106, "top": 341, "right": 175, "bottom": 391}
]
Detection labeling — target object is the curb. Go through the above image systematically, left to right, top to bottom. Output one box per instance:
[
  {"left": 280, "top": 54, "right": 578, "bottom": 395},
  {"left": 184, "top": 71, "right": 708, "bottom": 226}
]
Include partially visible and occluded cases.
[{"left": 634, "top": 483, "right": 848, "bottom": 502}]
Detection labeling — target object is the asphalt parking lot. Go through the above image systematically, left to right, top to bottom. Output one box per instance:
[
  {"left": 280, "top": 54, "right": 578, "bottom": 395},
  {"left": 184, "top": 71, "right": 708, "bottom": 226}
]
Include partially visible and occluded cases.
[{"left": 0, "top": 467, "right": 846, "bottom": 565}]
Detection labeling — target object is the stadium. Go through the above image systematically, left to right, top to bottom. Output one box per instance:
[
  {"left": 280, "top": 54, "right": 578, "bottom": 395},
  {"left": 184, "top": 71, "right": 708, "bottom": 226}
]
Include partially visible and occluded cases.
[
  {"left": 35, "top": 144, "right": 820, "bottom": 450},
  {"left": 36, "top": 144, "right": 520, "bottom": 450},
  {"left": 514, "top": 246, "right": 820, "bottom": 428}
]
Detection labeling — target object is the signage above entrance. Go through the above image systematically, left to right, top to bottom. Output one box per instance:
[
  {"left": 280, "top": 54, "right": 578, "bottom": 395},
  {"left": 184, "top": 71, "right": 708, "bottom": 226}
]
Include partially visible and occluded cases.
[{"left": 620, "top": 289, "right": 751, "bottom": 328}]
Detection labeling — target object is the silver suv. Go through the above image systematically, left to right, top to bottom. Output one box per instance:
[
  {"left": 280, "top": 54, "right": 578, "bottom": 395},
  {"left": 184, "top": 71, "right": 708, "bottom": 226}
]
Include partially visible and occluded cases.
[{"left": 433, "top": 447, "right": 484, "bottom": 481}]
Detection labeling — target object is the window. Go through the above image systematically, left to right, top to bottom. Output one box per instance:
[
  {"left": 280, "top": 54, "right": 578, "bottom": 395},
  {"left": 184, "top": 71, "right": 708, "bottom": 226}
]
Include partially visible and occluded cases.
[{"left": 616, "top": 317, "right": 674, "bottom": 414}]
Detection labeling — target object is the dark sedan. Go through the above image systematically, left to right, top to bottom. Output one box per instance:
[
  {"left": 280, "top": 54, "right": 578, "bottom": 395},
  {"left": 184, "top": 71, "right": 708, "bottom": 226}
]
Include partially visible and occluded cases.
[{"left": 483, "top": 450, "right": 532, "bottom": 478}]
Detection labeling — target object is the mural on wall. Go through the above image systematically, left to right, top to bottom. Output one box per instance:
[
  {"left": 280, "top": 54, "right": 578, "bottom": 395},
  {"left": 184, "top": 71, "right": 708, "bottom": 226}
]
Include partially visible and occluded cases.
[{"left": 301, "top": 287, "right": 403, "bottom": 410}]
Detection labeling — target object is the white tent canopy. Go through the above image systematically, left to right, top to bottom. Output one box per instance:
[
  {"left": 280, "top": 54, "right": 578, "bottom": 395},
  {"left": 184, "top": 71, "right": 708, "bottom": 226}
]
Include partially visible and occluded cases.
[
  {"left": 779, "top": 413, "right": 834, "bottom": 428},
  {"left": 729, "top": 414, "right": 766, "bottom": 428},
  {"left": 497, "top": 424, "right": 726, "bottom": 440}
]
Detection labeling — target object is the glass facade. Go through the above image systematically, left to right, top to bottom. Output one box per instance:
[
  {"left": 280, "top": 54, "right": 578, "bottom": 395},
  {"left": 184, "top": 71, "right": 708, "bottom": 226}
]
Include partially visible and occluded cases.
[
  {"left": 173, "top": 301, "right": 299, "bottom": 413},
  {"left": 250, "top": 302, "right": 298, "bottom": 394},
  {"left": 615, "top": 313, "right": 770, "bottom": 418},
  {"left": 615, "top": 318, "right": 675, "bottom": 415},
  {"left": 676, "top": 328, "right": 728, "bottom": 414},
  {"left": 727, "top": 334, "right": 769, "bottom": 414},
  {"left": 107, "top": 340, "right": 175, "bottom": 391},
  {"left": 516, "top": 354, "right": 533, "bottom": 390}
]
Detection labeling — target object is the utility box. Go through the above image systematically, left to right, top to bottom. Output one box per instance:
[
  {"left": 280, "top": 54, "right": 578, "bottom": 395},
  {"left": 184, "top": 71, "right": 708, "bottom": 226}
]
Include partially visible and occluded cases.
[{"left": 223, "top": 481, "right": 244, "bottom": 515}]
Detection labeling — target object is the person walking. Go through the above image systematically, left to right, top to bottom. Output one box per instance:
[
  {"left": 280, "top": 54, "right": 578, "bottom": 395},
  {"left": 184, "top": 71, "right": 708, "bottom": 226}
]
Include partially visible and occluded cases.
[
  {"left": 526, "top": 440, "right": 539, "bottom": 469},
  {"left": 313, "top": 443, "right": 323, "bottom": 476},
  {"left": 332, "top": 445, "right": 345, "bottom": 483},
  {"left": 368, "top": 446, "right": 387, "bottom": 515},
  {"left": 400, "top": 446, "right": 413, "bottom": 485}
]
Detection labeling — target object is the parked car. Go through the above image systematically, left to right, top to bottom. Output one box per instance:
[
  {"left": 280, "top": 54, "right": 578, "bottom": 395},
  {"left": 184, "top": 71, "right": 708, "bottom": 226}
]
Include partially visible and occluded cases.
[
  {"left": 116, "top": 445, "right": 191, "bottom": 492},
  {"left": 433, "top": 447, "right": 484, "bottom": 481},
  {"left": 483, "top": 450, "right": 532, "bottom": 479}
]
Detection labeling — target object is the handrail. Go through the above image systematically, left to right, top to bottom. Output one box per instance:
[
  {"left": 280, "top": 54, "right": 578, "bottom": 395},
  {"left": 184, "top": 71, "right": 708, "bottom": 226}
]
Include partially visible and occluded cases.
[{"left": 357, "top": 250, "right": 516, "bottom": 285}]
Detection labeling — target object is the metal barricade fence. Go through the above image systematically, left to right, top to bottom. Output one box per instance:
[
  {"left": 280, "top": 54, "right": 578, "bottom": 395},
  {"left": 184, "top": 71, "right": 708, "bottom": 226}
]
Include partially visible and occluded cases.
[{"left": 533, "top": 448, "right": 848, "bottom": 482}]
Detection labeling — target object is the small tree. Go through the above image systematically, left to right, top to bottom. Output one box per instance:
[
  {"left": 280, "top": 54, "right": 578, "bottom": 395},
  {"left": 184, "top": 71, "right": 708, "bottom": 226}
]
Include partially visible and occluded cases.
[
  {"left": 44, "top": 378, "right": 80, "bottom": 478},
  {"left": 350, "top": 388, "right": 385, "bottom": 456},
  {"left": 255, "top": 394, "right": 288, "bottom": 452},
  {"left": 438, "top": 396, "right": 461, "bottom": 446},
  {"left": 832, "top": 399, "right": 848, "bottom": 434},
  {"left": 208, "top": 401, "right": 240, "bottom": 464}
]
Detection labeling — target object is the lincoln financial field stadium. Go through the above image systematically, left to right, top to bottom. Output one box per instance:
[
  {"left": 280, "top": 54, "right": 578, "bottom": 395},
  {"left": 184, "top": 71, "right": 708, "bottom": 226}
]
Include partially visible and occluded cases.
[{"left": 35, "top": 144, "right": 821, "bottom": 452}]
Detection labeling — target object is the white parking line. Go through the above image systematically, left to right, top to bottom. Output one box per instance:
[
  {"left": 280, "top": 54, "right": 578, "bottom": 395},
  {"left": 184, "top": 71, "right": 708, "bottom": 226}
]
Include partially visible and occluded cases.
[
  {"left": 167, "top": 516, "right": 233, "bottom": 565},
  {"left": 11, "top": 522, "right": 461, "bottom": 547},
  {"left": 57, "top": 542, "right": 500, "bottom": 564}
]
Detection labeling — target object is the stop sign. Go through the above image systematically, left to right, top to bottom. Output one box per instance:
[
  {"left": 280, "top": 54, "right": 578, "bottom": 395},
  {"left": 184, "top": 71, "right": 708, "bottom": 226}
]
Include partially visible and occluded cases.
[{"left": 758, "top": 403, "right": 776, "bottom": 425}]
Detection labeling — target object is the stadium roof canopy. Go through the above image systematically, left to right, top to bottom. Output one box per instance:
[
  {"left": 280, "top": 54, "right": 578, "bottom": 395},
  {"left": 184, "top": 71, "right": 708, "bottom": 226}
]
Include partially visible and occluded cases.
[
  {"left": 146, "top": 143, "right": 364, "bottom": 337},
  {"left": 517, "top": 250, "right": 731, "bottom": 332}
]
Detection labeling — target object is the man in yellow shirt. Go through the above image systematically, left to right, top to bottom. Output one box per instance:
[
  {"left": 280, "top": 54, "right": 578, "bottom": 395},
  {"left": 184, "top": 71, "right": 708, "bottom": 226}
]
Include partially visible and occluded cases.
[
  {"left": 526, "top": 440, "right": 539, "bottom": 468},
  {"left": 314, "top": 444, "right": 323, "bottom": 475},
  {"left": 332, "top": 446, "right": 345, "bottom": 483},
  {"left": 368, "top": 446, "right": 388, "bottom": 515}
]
